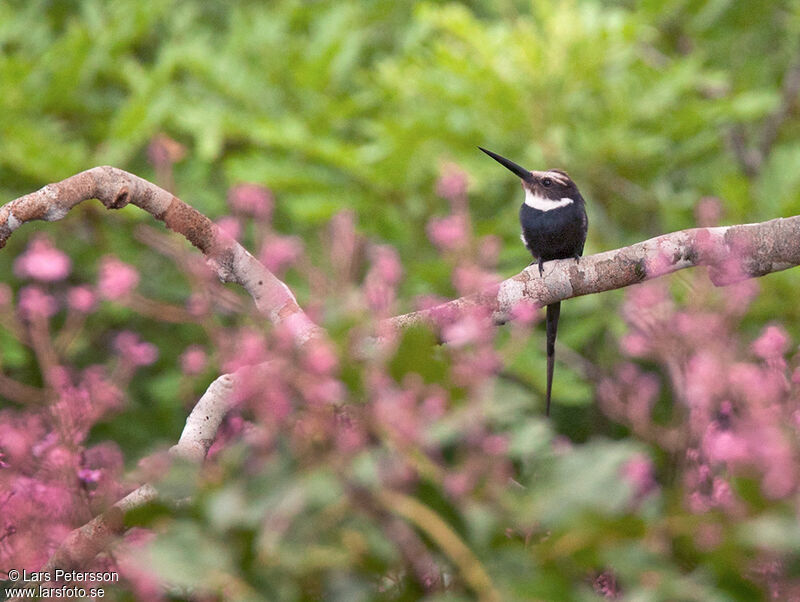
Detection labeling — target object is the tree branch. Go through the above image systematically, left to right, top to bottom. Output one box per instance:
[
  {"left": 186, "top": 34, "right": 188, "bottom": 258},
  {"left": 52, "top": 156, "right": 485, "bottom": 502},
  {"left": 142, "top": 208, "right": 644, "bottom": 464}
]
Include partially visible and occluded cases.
[
  {"left": 0, "top": 166, "right": 321, "bottom": 342},
  {"left": 387, "top": 216, "right": 800, "bottom": 332}
]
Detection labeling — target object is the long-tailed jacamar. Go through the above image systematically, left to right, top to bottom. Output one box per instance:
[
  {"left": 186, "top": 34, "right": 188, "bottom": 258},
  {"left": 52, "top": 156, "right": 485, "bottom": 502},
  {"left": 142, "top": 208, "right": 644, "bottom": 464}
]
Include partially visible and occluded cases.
[{"left": 479, "top": 147, "right": 588, "bottom": 416}]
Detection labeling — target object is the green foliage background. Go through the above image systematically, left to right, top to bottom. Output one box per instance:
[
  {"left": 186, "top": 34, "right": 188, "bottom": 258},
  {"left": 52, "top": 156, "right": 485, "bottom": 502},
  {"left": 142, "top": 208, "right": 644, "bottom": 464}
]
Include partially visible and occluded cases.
[{"left": 2, "top": 0, "right": 800, "bottom": 599}]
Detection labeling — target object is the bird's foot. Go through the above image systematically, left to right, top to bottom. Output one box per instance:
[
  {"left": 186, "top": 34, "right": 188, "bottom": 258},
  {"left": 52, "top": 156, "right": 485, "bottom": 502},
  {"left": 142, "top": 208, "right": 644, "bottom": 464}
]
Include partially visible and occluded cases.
[{"left": 528, "top": 258, "right": 546, "bottom": 277}]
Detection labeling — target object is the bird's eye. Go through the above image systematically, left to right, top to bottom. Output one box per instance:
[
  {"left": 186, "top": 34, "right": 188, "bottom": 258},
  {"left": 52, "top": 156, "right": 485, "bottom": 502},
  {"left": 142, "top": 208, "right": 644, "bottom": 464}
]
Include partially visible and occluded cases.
[{"left": 541, "top": 177, "right": 552, "bottom": 187}]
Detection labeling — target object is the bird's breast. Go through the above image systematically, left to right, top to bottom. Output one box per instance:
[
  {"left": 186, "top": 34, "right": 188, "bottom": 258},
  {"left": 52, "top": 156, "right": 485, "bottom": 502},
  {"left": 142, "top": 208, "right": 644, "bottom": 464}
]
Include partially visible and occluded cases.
[{"left": 519, "top": 202, "right": 586, "bottom": 260}]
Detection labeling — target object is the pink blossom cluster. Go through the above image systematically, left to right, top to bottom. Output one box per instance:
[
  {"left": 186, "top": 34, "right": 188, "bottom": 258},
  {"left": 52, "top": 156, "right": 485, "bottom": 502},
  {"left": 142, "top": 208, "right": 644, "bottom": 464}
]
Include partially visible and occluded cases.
[
  {"left": 147, "top": 134, "right": 186, "bottom": 169},
  {"left": 426, "top": 162, "right": 504, "bottom": 298},
  {"left": 435, "top": 162, "right": 469, "bottom": 206},
  {"left": 228, "top": 183, "right": 274, "bottom": 221},
  {"left": 427, "top": 213, "right": 470, "bottom": 252},
  {"left": 197, "top": 234, "right": 513, "bottom": 513},
  {"left": 259, "top": 235, "right": 304, "bottom": 275},
  {"left": 14, "top": 236, "right": 71, "bottom": 282},
  {"left": 0, "top": 241, "right": 187, "bottom": 588},
  {"left": 364, "top": 245, "right": 403, "bottom": 315},
  {"left": 98, "top": 256, "right": 139, "bottom": 300},
  {"left": 606, "top": 273, "right": 800, "bottom": 514},
  {"left": 114, "top": 331, "right": 159, "bottom": 367},
  {"left": 0, "top": 367, "right": 125, "bottom": 571}
]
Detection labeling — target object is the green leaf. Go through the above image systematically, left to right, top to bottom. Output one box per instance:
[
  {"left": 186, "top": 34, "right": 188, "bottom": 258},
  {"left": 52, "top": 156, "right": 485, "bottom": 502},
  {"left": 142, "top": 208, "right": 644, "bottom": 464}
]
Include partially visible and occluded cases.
[{"left": 388, "top": 324, "right": 448, "bottom": 384}]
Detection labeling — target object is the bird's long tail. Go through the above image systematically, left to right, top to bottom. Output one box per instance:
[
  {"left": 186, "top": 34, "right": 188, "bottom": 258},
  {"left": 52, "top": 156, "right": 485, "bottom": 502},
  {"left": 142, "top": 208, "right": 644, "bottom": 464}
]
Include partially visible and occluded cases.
[{"left": 545, "top": 302, "right": 561, "bottom": 416}]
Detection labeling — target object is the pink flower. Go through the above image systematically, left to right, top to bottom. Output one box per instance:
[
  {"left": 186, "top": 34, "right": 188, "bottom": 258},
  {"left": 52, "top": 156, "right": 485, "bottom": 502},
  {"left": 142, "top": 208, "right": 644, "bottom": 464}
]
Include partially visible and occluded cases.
[
  {"left": 147, "top": 133, "right": 186, "bottom": 168},
  {"left": 435, "top": 163, "right": 469, "bottom": 204},
  {"left": 228, "top": 184, "right": 274, "bottom": 220},
  {"left": 695, "top": 196, "right": 723, "bottom": 227},
  {"left": 328, "top": 211, "right": 359, "bottom": 274},
  {"left": 427, "top": 214, "right": 468, "bottom": 251},
  {"left": 216, "top": 216, "right": 241, "bottom": 240},
  {"left": 260, "top": 235, "right": 303, "bottom": 274},
  {"left": 478, "top": 235, "right": 501, "bottom": 267},
  {"left": 14, "top": 236, "right": 71, "bottom": 282},
  {"left": 364, "top": 245, "right": 404, "bottom": 314},
  {"left": 370, "top": 245, "right": 403, "bottom": 286},
  {"left": 644, "top": 250, "right": 674, "bottom": 277},
  {"left": 714, "top": 255, "right": 747, "bottom": 286},
  {"left": 98, "top": 256, "right": 139, "bottom": 300},
  {"left": 452, "top": 264, "right": 499, "bottom": 295},
  {"left": 365, "top": 277, "right": 396, "bottom": 314},
  {"left": 724, "top": 280, "right": 759, "bottom": 315},
  {"left": 625, "top": 282, "right": 670, "bottom": 312},
  {"left": 17, "top": 286, "right": 58, "bottom": 319},
  {"left": 67, "top": 286, "right": 96, "bottom": 312},
  {"left": 186, "top": 293, "right": 211, "bottom": 317},
  {"left": 415, "top": 294, "right": 449, "bottom": 312},
  {"left": 511, "top": 299, "right": 539, "bottom": 325},
  {"left": 442, "top": 314, "right": 486, "bottom": 347},
  {"left": 752, "top": 325, "right": 790, "bottom": 359},
  {"left": 223, "top": 329, "right": 269, "bottom": 372},
  {"left": 114, "top": 331, "right": 158, "bottom": 366},
  {"left": 620, "top": 333, "right": 651, "bottom": 357},
  {"left": 303, "top": 341, "right": 338, "bottom": 376},
  {"left": 180, "top": 345, "right": 208, "bottom": 375},
  {"left": 453, "top": 348, "right": 500, "bottom": 385},
  {"left": 685, "top": 352, "right": 726, "bottom": 411},
  {"left": 729, "top": 362, "right": 783, "bottom": 405},
  {"left": 82, "top": 365, "right": 123, "bottom": 410},
  {"left": 626, "top": 373, "right": 660, "bottom": 425},
  {"left": 302, "top": 377, "right": 344, "bottom": 405},
  {"left": 260, "top": 383, "right": 292, "bottom": 423},
  {"left": 421, "top": 390, "right": 447, "bottom": 420},
  {"left": 375, "top": 391, "right": 419, "bottom": 444},
  {"left": 0, "top": 412, "right": 46, "bottom": 466},
  {"left": 336, "top": 423, "right": 366, "bottom": 453},
  {"left": 702, "top": 425, "right": 749, "bottom": 464},
  {"left": 482, "top": 434, "right": 509, "bottom": 456},
  {"left": 552, "top": 435, "right": 573, "bottom": 454},
  {"left": 622, "top": 454, "right": 657, "bottom": 498},
  {"left": 762, "top": 463, "right": 795, "bottom": 499},
  {"left": 77, "top": 467, "right": 103, "bottom": 485},
  {"left": 444, "top": 471, "right": 474, "bottom": 498},
  {"left": 711, "top": 477, "right": 735, "bottom": 508},
  {"left": 687, "top": 490, "right": 710, "bottom": 514},
  {"left": 694, "top": 523, "right": 723, "bottom": 551},
  {"left": 593, "top": 571, "right": 621, "bottom": 600}
]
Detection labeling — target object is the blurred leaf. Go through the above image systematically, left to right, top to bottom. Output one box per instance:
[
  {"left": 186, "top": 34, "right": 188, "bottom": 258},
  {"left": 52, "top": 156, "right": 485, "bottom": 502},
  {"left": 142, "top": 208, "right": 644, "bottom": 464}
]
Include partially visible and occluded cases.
[
  {"left": 388, "top": 324, "right": 448, "bottom": 383},
  {"left": 526, "top": 439, "right": 640, "bottom": 526},
  {"left": 737, "top": 514, "right": 800, "bottom": 552}
]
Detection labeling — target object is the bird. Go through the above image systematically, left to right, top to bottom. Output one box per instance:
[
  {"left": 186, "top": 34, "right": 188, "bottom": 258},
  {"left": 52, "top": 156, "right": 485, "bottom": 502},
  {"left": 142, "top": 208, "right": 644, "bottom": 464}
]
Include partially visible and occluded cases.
[{"left": 479, "top": 147, "right": 588, "bottom": 416}]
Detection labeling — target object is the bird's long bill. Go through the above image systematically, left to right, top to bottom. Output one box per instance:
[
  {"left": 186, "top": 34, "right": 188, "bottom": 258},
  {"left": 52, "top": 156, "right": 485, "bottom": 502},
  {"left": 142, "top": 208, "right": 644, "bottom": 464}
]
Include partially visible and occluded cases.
[{"left": 478, "top": 147, "right": 532, "bottom": 181}]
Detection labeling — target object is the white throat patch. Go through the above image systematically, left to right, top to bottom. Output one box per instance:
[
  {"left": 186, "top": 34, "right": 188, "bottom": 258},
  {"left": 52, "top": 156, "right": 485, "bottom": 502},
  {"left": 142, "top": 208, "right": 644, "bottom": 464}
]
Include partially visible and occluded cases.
[{"left": 524, "top": 189, "right": 574, "bottom": 211}]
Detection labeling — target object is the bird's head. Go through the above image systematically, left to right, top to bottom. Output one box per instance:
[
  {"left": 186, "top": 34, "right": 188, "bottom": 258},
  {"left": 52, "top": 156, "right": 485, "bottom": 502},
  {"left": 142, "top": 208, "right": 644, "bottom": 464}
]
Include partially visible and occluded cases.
[{"left": 478, "top": 147, "right": 579, "bottom": 201}]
